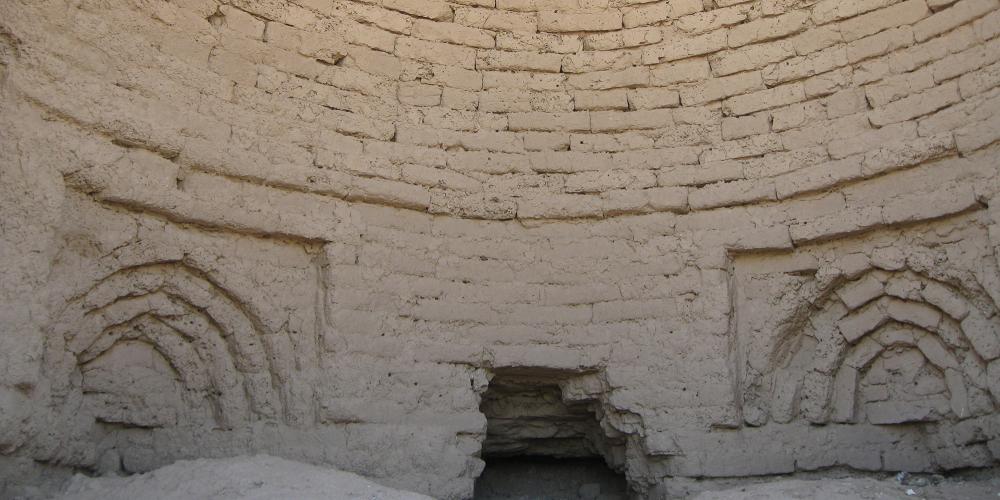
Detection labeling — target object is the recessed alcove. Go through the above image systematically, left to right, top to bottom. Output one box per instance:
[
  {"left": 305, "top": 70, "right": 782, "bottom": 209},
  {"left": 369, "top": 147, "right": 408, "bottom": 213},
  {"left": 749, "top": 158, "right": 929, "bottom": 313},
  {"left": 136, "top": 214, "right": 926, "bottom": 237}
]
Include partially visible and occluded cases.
[{"left": 473, "top": 368, "right": 631, "bottom": 500}]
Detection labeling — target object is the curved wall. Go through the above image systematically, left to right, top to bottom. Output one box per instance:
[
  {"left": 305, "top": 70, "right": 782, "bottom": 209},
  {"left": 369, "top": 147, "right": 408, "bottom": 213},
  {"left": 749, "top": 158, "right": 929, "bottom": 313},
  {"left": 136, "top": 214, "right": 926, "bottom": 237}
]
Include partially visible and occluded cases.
[{"left": 1, "top": 0, "right": 1000, "bottom": 497}]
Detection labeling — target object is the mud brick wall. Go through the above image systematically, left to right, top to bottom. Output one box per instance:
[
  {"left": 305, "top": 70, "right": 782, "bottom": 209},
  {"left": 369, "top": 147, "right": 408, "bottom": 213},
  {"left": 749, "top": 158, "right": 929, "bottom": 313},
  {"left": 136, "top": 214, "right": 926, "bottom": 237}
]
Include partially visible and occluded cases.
[{"left": 1, "top": 0, "right": 999, "bottom": 498}]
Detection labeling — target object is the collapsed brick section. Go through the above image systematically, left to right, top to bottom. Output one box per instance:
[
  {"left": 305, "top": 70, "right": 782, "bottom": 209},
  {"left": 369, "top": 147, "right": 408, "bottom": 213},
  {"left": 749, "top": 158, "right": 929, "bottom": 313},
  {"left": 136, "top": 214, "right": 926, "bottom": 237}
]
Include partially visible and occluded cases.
[
  {"left": 1, "top": 0, "right": 999, "bottom": 498},
  {"left": 479, "top": 368, "right": 626, "bottom": 461},
  {"left": 476, "top": 369, "right": 631, "bottom": 498}
]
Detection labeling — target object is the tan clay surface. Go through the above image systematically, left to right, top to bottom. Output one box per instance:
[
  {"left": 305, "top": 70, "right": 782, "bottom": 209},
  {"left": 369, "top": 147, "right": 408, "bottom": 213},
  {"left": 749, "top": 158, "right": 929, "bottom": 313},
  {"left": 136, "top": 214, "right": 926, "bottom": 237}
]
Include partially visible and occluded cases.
[
  {"left": 1, "top": 0, "right": 999, "bottom": 497},
  {"left": 56, "top": 455, "right": 433, "bottom": 500}
]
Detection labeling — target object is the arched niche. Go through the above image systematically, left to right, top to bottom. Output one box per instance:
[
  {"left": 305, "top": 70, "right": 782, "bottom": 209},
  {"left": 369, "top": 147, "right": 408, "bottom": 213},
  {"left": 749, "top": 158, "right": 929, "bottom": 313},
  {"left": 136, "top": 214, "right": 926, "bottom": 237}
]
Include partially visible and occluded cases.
[{"left": 749, "top": 267, "right": 999, "bottom": 427}]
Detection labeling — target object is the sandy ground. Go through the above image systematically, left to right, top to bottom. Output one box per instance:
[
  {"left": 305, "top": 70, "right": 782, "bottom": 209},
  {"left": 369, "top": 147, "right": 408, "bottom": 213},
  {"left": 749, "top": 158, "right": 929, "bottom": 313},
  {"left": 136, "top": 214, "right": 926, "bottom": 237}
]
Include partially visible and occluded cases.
[
  {"left": 50, "top": 454, "right": 1000, "bottom": 499},
  {"left": 54, "top": 455, "right": 431, "bottom": 500},
  {"left": 690, "top": 474, "right": 1000, "bottom": 500}
]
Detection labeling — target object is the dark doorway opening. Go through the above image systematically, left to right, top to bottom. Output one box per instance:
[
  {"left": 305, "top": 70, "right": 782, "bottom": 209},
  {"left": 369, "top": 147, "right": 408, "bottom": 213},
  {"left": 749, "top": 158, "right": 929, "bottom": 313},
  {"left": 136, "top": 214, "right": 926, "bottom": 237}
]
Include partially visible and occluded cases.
[
  {"left": 473, "top": 368, "right": 631, "bottom": 500},
  {"left": 475, "top": 457, "right": 629, "bottom": 500}
]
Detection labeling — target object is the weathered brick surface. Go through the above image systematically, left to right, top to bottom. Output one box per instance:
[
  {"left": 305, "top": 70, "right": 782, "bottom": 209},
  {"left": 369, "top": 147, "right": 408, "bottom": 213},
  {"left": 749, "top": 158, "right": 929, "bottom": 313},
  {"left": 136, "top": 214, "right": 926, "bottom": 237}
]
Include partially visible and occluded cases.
[
  {"left": 384, "top": 0, "right": 452, "bottom": 20},
  {"left": 623, "top": 0, "right": 704, "bottom": 28},
  {"left": 838, "top": 0, "right": 931, "bottom": 42},
  {"left": 4, "top": 1, "right": 1000, "bottom": 498},
  {"left": 538, "top": 10, "right": 623, "bottom": 32},
  {"left": 728, "top": 11, "right": 810, "bottom": 47},
  {"left": 680, "top": 71, "right": 764, "bottom": 106},
  {"left": 725, "top": 82, "right": 806, "bottom": 116}
]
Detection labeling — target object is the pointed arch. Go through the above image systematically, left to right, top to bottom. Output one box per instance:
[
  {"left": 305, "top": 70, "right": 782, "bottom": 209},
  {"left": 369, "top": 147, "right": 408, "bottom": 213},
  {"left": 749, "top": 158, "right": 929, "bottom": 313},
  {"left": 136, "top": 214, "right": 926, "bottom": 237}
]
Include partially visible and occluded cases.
[
  {"left": 46, "top": 261, "right": 290, "bottom": 429},
  {"left": 750, "top": 266, "right": 999, "bottom": 426}
]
